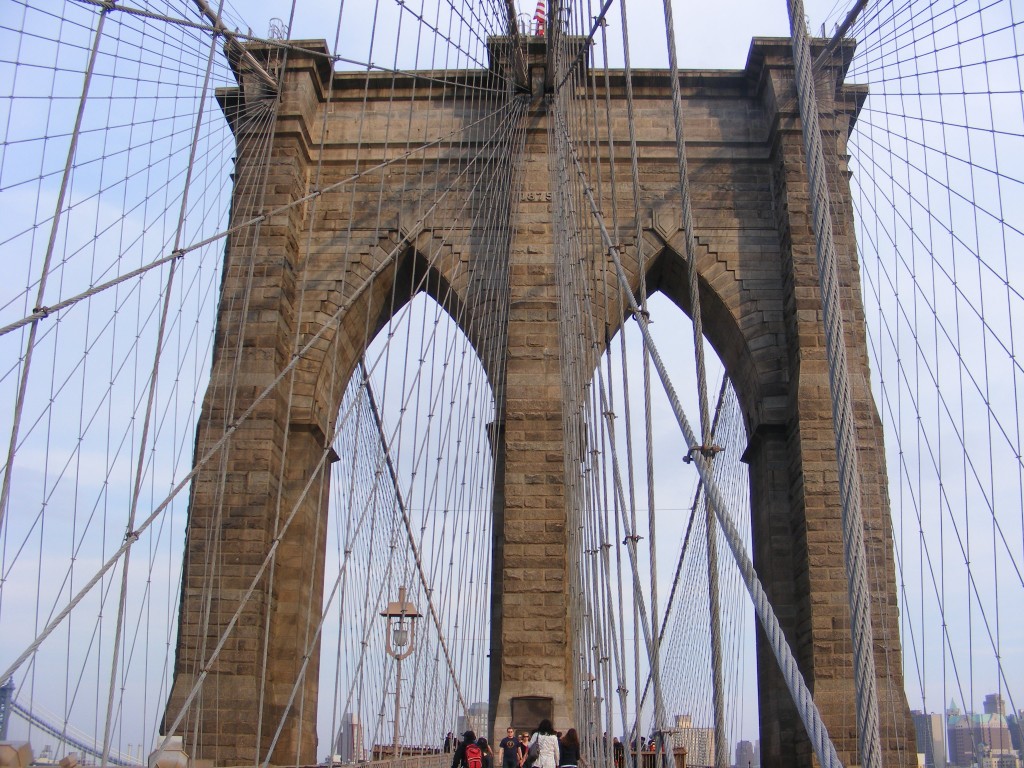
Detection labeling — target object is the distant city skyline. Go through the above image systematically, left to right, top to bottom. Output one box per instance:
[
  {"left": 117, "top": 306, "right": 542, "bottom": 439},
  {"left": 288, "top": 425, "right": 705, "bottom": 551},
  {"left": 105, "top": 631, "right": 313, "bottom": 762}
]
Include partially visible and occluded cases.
[{"left": 911, "top": 693, "right": 1023, "bottom": 768}]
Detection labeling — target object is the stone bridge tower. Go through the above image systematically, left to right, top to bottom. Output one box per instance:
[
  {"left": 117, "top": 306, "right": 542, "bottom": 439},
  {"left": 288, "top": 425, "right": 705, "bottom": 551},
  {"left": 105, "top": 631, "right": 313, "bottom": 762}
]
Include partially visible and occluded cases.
[{"left": 164, "top": 34, "right": 913, "bottom": 768}]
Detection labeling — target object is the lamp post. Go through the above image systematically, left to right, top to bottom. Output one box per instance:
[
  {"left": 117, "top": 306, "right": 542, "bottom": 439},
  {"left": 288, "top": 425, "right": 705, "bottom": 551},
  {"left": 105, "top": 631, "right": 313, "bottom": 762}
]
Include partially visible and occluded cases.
[{"left": 381, "top": 586, "right": 421, "bottom": 759}]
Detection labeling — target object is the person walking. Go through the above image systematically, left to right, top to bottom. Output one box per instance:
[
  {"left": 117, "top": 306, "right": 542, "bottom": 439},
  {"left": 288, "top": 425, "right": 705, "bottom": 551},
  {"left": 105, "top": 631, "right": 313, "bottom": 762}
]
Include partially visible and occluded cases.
[
  {"left": 527, "top": 720, "right": 559, "bottom": 768},
  {"left": 499, "top": 727, "right": 518, "bottom": 768},
  {"left": 558, "top": 729, "right": 579, "bottom": 768},
  {"left": 452, "top": 731, "right": 482, "bottom": 768},
  {"left": 445, "top": 733, "right": 455, "bottom": 753},
  {"left": 517, "top": 733, "right": 530, "bottom": 767},
  {"left": 477, "top": 737, "right": 494, "bottom": 768},
  {"left": 612, "top": 738, "right": 624, "bottom": 768}
]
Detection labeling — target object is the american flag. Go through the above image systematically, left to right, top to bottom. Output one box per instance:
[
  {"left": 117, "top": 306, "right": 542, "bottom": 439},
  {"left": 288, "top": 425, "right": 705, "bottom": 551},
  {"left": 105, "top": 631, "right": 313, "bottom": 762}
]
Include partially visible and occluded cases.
[{"left": 533, "top": 0, "right": 545, "bottom": 36}]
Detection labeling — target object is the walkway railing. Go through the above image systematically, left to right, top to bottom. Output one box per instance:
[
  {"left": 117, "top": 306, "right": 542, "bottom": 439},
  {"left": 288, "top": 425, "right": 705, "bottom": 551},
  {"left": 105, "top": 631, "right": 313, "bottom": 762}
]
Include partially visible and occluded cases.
[{"left": 362, "top": 751, "right": 450, "bottom": 768}]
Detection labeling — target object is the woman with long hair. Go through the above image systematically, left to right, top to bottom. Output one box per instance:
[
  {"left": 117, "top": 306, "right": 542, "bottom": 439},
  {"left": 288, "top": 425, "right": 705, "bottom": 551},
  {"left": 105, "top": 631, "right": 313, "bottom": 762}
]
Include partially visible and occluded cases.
[
  {"left": 528, "top": 719, "right": 560, "bottom": 768},
  {"left": 557, "top": 728, "right": 579, "bottom": 768},
  {"left": 477, "top": 737, "right": 494, "bottom": 768}
]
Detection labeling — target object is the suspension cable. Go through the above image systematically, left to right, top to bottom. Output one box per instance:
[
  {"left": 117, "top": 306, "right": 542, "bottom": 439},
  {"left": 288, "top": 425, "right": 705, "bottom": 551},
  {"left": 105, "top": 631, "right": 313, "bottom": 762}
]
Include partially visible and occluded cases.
[{"left": 786, "top": 1, "right": 883, "bottom": 765}]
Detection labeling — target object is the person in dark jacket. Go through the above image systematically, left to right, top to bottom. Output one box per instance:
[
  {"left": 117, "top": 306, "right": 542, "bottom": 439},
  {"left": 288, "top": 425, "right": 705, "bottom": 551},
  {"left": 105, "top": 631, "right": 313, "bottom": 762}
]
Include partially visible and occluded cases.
[
  {"left": 558, "top": 728, "right": 580, "bottom": 768},
  {"left": 452, "top": 731, "right": 478, "bottom": 768},
  {"left": 477, "top": 737, "right": 494, "bottom": 768}
]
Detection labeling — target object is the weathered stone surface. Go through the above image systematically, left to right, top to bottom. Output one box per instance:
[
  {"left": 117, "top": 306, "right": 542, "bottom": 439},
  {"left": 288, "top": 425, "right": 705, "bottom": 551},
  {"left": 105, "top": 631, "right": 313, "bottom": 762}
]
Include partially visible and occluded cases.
[{"left": 167, "top": 36, "right": 912, "bottom": 768}]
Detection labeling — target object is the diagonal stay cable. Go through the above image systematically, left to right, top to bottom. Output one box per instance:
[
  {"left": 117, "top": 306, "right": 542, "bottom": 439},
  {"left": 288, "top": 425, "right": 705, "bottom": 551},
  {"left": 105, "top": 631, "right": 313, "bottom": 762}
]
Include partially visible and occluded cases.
[
  {"left": 189, "top": 0, "right": 276, "bottom": 89},
  {"left": 552, "top": 0, "right": 615, "bottom": 93},
  {"left": 657, "top": 0, "right": 724, "bottom": 759},
  {"left": 0, "top": 6, "right": 109, "bottom": 544},
  {"left": 100, "top": 8, "right": 231, "bottom": 761},
  {"left": 0, "top": 89, "right": 523, "bottom": 694},
  {"left": 0, "top": 100, "right": 519, "bottom": 340},
  {"left": 549, "top": 101, "right": 670, "bottom": 744},
  {"left": 0, "top": 219, "right": 422, "bottom": 687},
  {"left": 358, "top": 358, "right": 471, "bottom": 721},
  {"left": 257, "top": 375, "right": 402, "bottom": 767},
  {"left": 631, "top": 377, "right": 729, "bottom": 726}
]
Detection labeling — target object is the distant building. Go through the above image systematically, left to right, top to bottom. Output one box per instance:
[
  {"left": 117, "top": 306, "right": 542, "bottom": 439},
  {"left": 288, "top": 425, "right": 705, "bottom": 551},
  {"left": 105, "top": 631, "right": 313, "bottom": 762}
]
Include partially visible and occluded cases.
[
  {"left": 985, "top": 696, "right": 1007, "bottom": 716},
  {"left": 947, "top": 698, "right": 1020, "bottom": 768},
  {"left": 457, "top": 702, "right": 488, "bottom": 740},
  {"left": 948, "top": 702, "right": 974, "bottom": 767},
  {"left": 912, "top": 709, "right": 946, "bottom": 768},
  {"left": 1007, "top": 710, "right": 1023, "bottom": 753},
  {"left": 334, "top": 712, "right": 365, "bottom": 763},
  {"left": 671, "top": 715, "right": 714, "bottom": 768},
  {"left": 734, "top": 739, "right": 756, "bottom": 768},
  {"left": 975, "top": 756, "right": 1021, "bottom": 768}
]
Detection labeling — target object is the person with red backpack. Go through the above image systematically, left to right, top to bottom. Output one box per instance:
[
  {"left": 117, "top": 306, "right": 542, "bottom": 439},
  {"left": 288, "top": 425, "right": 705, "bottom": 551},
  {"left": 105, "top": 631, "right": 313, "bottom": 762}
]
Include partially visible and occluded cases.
[{"left": 452, "top": 731, "right": 481, "bottom": 768}]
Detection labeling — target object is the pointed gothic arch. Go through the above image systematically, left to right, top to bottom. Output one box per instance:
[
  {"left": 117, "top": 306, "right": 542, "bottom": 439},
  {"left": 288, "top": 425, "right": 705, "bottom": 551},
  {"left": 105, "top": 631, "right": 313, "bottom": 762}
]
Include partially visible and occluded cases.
[{"left": 167, "top": 36, "right": 912, "bottom": 768}]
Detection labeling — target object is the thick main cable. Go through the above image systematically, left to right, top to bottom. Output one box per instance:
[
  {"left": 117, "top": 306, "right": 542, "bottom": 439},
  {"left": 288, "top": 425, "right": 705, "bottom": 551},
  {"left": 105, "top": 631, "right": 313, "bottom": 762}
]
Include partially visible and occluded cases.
[{"left": 786, "top": 1, "right": 883, "bottom": 765}]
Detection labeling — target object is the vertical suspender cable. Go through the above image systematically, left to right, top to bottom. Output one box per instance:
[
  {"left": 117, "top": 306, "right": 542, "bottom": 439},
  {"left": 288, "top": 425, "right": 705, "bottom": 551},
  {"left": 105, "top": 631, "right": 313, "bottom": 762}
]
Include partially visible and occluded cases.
[
  {"left": 612, "top": 1, "right": 653, "bottom": 754},
  {"left": 656, "top": 1, "right": 725, "bottom": 763},
  {"left": 785, "top": 2, "right": 882, "bottom": 766},
  {"left": 100, "top": 6, "right": 229, "bottom": 763},
  {"left": 0, "top": 9, "right": 109, "bottom": 539},
  {"left": 550, "top": 103, "right": 670, "bottom": 763},
  {"left": 358, "top": 359, "right": 471, "bottom": 718}
]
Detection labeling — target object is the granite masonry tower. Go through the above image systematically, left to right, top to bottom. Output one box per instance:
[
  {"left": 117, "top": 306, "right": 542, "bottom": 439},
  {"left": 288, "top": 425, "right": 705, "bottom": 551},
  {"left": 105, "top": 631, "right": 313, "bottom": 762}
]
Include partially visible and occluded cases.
[{"left": 164, "top": 34, "right": 914, "bottom": 768}]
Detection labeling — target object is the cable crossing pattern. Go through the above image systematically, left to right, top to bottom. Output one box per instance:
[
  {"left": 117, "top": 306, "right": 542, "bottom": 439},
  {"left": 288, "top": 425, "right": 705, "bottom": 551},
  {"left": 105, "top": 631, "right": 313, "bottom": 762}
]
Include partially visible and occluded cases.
[{"left": 0, "top": 2, "right": 1022, "bottom": 768}]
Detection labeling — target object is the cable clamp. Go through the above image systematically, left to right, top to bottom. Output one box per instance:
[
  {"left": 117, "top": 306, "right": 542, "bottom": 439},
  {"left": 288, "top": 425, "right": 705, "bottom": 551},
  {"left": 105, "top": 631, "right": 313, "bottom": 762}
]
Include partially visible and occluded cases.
[
  {"left": 171, "top": 248, "right": 185, "bottom": 260},
  {"left": 33, "top": 305, "right": 49, "bottom": 318},
  {"left": 630, "top": 306, "right": 651, "bottom": 323},
  {"left": 683, "top": 444, "right": 722, "bottom": 463},
  {"left": 124, "top": 528, "right": 140, "bottom": 543},
  {"left": 623, "top": 534, "right": 642, "bottom": 544}
]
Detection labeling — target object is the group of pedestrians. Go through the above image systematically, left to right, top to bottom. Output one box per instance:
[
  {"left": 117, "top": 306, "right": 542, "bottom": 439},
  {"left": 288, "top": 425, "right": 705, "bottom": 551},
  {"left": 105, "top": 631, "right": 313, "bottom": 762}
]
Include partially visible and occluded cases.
[
  {"left": 449, "top": 720, "right": 581, "bottom": 768},
  {"left": 446, "top": 730, "right": 493, "bottom": 768}
]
